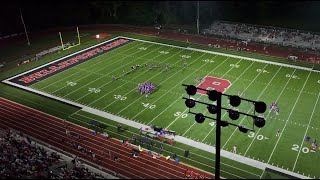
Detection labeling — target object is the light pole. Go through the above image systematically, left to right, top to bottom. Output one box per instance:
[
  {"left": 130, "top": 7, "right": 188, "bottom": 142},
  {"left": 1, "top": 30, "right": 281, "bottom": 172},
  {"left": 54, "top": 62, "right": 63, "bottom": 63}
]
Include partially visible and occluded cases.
[{"left": 183, "top": 84, "right": 267, "bottom": 179}]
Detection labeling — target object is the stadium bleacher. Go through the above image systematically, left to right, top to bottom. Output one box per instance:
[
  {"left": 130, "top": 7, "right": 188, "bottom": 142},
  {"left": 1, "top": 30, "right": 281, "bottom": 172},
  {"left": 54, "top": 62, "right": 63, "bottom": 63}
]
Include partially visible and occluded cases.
[{"left": 203, "top": 21, "right": 320, "bottom": 51}]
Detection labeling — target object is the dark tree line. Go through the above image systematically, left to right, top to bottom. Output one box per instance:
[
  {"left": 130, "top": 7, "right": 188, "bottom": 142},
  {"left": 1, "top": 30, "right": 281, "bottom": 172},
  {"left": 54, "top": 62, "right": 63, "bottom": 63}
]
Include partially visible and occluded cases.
[{"left": 1, "top": 1, "right": 320, "bottom": 35}]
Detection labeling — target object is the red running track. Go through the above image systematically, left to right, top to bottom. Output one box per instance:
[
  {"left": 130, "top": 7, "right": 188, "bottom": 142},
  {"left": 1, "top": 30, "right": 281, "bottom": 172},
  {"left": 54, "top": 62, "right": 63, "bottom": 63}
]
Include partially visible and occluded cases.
[{"left": 0, "top": 98, "right": 215, "bottom": 179}]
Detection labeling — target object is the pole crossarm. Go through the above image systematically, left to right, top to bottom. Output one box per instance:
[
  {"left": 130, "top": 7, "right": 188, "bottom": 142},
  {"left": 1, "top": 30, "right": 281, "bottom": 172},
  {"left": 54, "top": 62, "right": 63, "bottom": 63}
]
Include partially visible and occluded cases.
[
  {"left": 182, "top": 84, "right": 267, "bottom": 179},
  {"left": 182, "top": 84, "right": 256, "bottom": 103},
  {"left": 183, "top": 97, "right": 260, "bottom": 119},
  {"left": 187, "top": 111, "right": 255, "bottom": 132}
]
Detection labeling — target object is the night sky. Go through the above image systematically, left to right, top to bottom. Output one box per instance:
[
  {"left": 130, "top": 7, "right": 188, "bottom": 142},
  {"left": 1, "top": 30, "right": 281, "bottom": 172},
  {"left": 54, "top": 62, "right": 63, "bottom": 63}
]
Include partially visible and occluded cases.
[{"left": 1, "top": 1, "right": 320, "bottom": 35}]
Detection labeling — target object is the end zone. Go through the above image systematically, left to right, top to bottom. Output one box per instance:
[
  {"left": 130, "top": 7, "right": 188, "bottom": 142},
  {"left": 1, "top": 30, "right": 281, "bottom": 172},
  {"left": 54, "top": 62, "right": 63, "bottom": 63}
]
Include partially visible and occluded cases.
[{"left": 3, "top": 37, "right": 133, "bottom": 87}]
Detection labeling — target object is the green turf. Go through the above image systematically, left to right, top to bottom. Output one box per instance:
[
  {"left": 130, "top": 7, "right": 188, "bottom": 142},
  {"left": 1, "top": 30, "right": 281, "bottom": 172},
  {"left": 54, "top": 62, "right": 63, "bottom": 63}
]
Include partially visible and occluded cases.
[{"left": 1, "top": 33, "right": 320, "bottom": 179}]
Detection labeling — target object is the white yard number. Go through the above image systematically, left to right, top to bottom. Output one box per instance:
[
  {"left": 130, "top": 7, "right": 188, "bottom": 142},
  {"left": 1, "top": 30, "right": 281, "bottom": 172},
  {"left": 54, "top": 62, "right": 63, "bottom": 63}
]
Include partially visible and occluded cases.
[
  {"left": 139, "top": 47, "right": 147, "bottom": 50},
  {"left": 159, "top": 51, "right": 169, "bottom": 54},
  {"left": 181, "top": 55, "right": 191, "bottom": 58},
  {"left": 203, "top": 59, "right": 214, "bottom": 63},
  {"left": 230, "top": 64, "right": 240, "bottom": 68},
  {"left": 256, "top": 69, "right": 269, "bottom": 73},
  {"left": 286, "top": 74, "right": 300, "bottom": 79},
  {"left": 318, "top": 80, "right": 320, "bottom": 84},
  {"left": 67, "top": 81, "right": 77, "bottom": 86},
  {"left": 88, "top": 88, "right": 100, "bottom": 93},
  {"left": 114, "top": 95, "right": 127, "bottom": 100},
  {"left": 142, "top": 102, "right": 156, "bottom": 109},
  {"left": 174, "top": 111, "right": 188, "bottom": 118},
  {"left": 209, "top": 122, "right": 215, "bottom": 127},
  {"left": 248, "top": 132, "right": 267, "bottom": 141},
  {"left": 292, "top": 144, "right": 309, "bottom": 153}
]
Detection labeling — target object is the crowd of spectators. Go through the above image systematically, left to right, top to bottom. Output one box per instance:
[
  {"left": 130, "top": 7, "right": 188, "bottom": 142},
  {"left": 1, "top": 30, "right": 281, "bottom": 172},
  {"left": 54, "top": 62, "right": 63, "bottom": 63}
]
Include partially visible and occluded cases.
[
  {"left": 203, "top": 21, "right": 320, "bottom": 51},
  {"left": 0, "top": 129, "right": 107, "bottom": 179},
  {"left": 0, "top": 129, "right": 62, "bottom": 178},
  {"left": 51, "top": 164, "right": 105, "bottom": 179}
]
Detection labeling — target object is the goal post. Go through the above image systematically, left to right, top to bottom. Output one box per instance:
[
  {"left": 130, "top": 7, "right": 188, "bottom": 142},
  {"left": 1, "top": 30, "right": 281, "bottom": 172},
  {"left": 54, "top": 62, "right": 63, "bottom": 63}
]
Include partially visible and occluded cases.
[{"left": 58, "top": 27, "right": 81, "bottom": 50}]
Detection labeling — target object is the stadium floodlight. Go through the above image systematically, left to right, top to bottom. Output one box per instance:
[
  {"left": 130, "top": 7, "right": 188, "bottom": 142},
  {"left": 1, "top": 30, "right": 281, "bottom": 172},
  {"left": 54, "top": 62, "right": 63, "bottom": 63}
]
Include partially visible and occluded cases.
[
  {"left": 182, "top": 84, "right": 267, "bottom": 180},
  {"left": 185, "top": 84, "right": 197, "bottom": 96},
  {"left": 207, "top": 90, "right": 219, "bottom": 101},
  {"left": 229, "top": 95, "right": 241, "bottom": 107},
  {"left": 185, "top": 99, "right": 196, "bottom": 108},
  {"left": 254, "top": 101, "right": 267, "bottom": 113},
  {"left": 207, "top": 105, "right": 218, "bottom": 114},
  {"left": 228, "top": 110, "right": 240, "bottom": 120},
  {"left": 195, "top": 113, "right": 205, "bottom": 123},
  {"left": 254, "top": 116, "right": 266, "bottom": 128},
  {"left": 221, "top": 121, "right": 229, "bottom": 127},
  {"left": 238, "top": 126, "right": 250, "bottom": 133}
]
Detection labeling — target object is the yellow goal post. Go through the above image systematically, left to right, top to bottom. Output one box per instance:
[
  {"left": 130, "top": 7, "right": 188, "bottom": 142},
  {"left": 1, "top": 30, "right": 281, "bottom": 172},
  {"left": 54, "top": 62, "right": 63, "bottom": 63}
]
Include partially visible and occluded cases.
[{"left": 58, "top": 27, "right": 81, "bottom": 50}]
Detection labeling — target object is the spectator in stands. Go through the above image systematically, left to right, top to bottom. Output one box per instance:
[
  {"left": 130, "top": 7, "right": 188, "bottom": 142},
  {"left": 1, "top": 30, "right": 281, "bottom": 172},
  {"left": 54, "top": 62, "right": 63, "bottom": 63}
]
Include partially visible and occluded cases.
[{"left": 0, "top": 129, "right": 62, "bottom": 179}]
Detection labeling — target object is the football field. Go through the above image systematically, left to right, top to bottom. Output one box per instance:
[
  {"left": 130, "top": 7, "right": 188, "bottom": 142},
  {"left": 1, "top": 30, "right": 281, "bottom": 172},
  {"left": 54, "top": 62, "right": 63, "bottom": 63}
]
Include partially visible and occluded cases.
[{"left": 5, "top": 36, "right": 320, "bottom": 178}]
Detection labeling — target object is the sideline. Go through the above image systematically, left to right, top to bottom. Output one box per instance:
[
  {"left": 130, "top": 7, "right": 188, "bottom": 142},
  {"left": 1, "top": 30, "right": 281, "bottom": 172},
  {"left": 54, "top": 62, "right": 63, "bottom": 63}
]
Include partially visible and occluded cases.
[{"left": 1, "top": 36, "right": 313, "bottom": 179}]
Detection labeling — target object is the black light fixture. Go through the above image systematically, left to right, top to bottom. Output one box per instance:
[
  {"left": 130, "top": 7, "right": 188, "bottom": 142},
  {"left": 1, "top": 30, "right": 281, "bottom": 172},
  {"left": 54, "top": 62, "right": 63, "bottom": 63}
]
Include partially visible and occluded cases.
[
  {"left": 182, "top": 84, "right": 266, "bottom": 180},
  {"left": 185, "top": 85, "right": 197, "bottom": 96},
  {"left": 207, "top": 90, "right": 219, "bottom": 101},
  {"left": 229, "top": 95, "right": 241, "bottom": 107},
  {"left": 185, "top": 99, "right": 196, "bottom": 108},
  {"left": 254, "top": 101, "right": 267, "bottom": 113},
  {"left": 207, "top": 105, "right": 218, "bottom": 114},
  {"left": 228, "top": 110, "right": 240, "bottom": 120},
  {"left": 195, "top": 113, "right": 205, "bottom": 123},
  {"left": 254, "top": 116, "right": 266, "bottom": 128},
  {"left": 221, "top": 121, "right": 229, "bottom": 127},
  {"left": 238, "top": 126, "right": 249, "bottom": 133}
]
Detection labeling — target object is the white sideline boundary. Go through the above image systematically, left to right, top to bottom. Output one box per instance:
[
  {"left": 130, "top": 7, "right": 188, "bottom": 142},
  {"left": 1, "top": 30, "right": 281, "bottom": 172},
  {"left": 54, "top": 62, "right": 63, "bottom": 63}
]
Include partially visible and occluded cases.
[
  {"left": 3, "top": 35, "right": 319, "bottom": 82},
  {"left": 2, "top": 36, "right": 312, "bottom": 179},
  {"left": 4, "top": 36, "right": 122, "bottom": 81},
  {"left": 118, "top": 36, "right": 319, "bottom": 72}
]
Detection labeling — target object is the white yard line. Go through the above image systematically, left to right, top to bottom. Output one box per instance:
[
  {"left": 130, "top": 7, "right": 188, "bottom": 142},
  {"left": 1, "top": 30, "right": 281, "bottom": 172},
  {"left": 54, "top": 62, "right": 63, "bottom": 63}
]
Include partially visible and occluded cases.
[
  {"left": 2, "top": 36, "right": 315, "bottom": 179},
  {"left": 4, "top": 36, "right": 123, "bottom": 81},
  {"left": 4, "top": 36, "right": 318, "bottom": 87},
  {"left": 119, "top": 36, "right": 319, "bottom": 73},
  {"left": 37, "top": 41, "right": 144, "bottom": 90},
  {"left": 49, "top": 43, "right": 154, "bottom": 94},
  {"left": 62, "top": 44, "right": 162, "bottom": 98},
  {"left": 75, "top": 46, "right": 175, "bottom": 102},
  {"left": 87, "top": 47, "right": 184, "bottom": 107},
  {"left": 109, "top": 50, "right": 201, "bottom": 112},
  {"left": 115, "top": 52, "right": 208, "bottom": 115},
  {"left": 130, "top": 54, "right": 219, "bottom": 121},
  {"left": 165, "top": 57, "right": 241, "bottom": 130},
  {"left": 185, "top": 61, "right": 258, "bottom": 138},
  {"left": 201, "top": 63, "right": 269, "bottom": 143},
  {"left": 222, "top": 66, "right": 285, "bottom": 150},
  {"left": 242, "top": 68, "right": 298, "bottom": 155},
  {"left": 266, "top": 71, "right": 312, "bottom": 164},
  {"left": 0, "top": 92, "right": 310, "bottom": 179},
  {"left": 292, "top": 92, "right": 320, "bottom": 171},
  {"left": 145, "top": 94, "right": 184, "bottom": 125},
  {"left": 70, "top": 111, "right": 260, "bottom": 178},
  {"left": 259, "top": 169, "right": 266, "bottom": 179}
]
